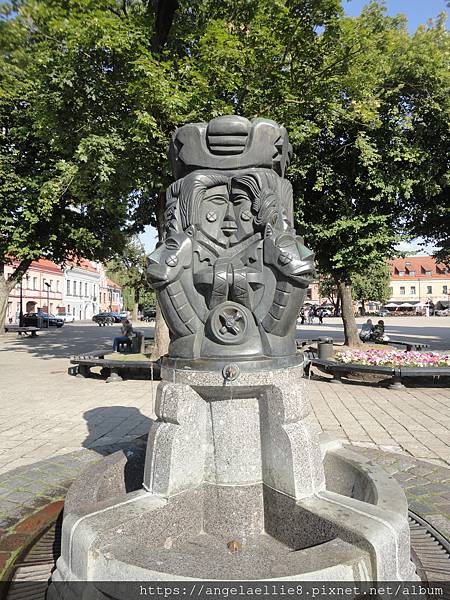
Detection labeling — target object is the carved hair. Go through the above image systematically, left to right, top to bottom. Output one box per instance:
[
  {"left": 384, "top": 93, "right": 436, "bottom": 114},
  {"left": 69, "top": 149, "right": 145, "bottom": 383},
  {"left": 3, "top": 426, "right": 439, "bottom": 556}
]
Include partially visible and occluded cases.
[
  {"left": 166, "top": 168, "right": 291, "bottom": 233},
  {"left": 232, "top": 170, "right": 281, "bottom": 227},
  {"left": 172, "top": 172, "right": 231, "bottom": 230}
]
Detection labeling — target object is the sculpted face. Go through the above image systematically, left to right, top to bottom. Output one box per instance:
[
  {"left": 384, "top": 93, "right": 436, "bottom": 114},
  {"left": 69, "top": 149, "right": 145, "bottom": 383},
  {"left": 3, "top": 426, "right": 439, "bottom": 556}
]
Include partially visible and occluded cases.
[
  {"left": 230, "top": 183, "right": 255, "bottom": 241},
  {"left": 197, "top": 185, "right": 230, "bottom": 245},
  {"left": 147, "top": 231, "right": 192, "bottom": 289},
  {"left": 264, "top": 232, "right": 315, "bottom": 288}
]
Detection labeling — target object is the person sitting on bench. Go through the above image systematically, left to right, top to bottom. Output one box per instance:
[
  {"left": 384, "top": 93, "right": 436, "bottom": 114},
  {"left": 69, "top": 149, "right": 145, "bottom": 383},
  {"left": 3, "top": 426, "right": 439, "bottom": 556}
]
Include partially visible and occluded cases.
[
  {"left": 113, "top": 318, "right": 134, "bottom": 352},
  {"left": 359, "top": 319, "right": 373, "bottom": 342},
  {"left": 370, "top": 319, "right": 390, "bottom": 343}
]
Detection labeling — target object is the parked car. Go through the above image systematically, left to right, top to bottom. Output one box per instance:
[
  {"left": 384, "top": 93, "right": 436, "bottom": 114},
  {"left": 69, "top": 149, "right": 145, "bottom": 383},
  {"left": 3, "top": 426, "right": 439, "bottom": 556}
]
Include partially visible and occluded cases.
[
  {"left": 140, "top": 308, "right": 156, "bottom": 321},
  {"left": 378, "top": 309, "right": 389, "bottom": 317},
  {"left": 435, "top": 309, "right": 449, "bottom": 316},
  {"left": 23, "top": 311, "right": 64, "bottom": 328},
  {"left": 118, "top": 311, "right": 129, "bottom": 319},
  {"left": 57, "top": 312, "right": 75, "bottom": 323},
  {"left": 92, "top": 312, "right": 122, "bottom": 325}
]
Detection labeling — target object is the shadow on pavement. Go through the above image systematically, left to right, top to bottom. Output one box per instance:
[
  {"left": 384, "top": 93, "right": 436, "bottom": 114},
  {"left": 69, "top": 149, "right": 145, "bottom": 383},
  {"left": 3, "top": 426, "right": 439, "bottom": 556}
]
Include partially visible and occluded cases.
[
  {"left": 0, "top": 323, "right": 155, "bottom": 360},
  {"left": 82, "top": 405, "right": 153, "bottom": 493}
]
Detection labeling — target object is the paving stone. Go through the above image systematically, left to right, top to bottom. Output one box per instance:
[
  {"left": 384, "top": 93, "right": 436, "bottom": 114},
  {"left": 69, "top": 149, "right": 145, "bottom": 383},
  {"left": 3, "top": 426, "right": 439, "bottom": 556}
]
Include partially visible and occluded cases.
[
  {"left": 405, "top": 477, "right": 438, "bottom": 488},
  {"left": 406, "top": 485, "right": 433, "bottom": 497},
  {"left": 5, "top": 491, "right": 41, "bottom": 504},
  {"left": 407, "top": 500, "right": 439, "bottom": 515}
]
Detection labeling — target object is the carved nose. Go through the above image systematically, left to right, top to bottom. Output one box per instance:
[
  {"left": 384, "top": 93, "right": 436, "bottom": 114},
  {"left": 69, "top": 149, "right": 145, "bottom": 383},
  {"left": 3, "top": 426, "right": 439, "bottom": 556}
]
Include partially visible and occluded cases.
[{"left": 221, "top": 210, "right": 237, "bottom": 233}]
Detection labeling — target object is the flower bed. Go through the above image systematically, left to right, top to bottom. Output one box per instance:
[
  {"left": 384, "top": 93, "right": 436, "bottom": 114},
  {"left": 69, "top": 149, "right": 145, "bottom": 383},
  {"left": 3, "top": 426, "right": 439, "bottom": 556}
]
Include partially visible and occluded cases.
[{"left": 335, "top": 349, "right": 450, "bottom": 368}]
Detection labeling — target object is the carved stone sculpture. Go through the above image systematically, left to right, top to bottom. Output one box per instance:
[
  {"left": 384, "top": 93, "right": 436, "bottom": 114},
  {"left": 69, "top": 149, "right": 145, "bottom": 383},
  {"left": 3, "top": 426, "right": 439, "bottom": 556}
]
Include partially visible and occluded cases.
[{"left": 147, "top": 115, "right": 315, "bottom": 362}]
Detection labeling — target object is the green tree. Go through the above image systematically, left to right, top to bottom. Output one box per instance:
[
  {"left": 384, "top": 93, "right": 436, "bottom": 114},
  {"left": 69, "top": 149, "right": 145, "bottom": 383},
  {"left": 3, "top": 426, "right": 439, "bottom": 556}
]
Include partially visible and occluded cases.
[
  {"left": 2, "top": 0, "right": 447, "bottom": 351},
  {"left": 285, "top": 5, "right": 449, "bottom": 344},
  {"left": 106, "top": 239, "right": 149, "bottom": 321},
  {"left": 352, "top": 261, "right": 391, "bottom": 314},
  {"left": 318, "top": 276, "right": 339, "bottom": 311}
]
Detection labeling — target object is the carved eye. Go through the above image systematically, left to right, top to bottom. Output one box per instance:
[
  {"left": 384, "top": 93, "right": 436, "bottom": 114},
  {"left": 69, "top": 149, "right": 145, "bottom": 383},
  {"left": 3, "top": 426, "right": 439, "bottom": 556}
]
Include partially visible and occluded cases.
[
  {"left": 208, "top": 196, "right": 228, "bottom": 206},
  {"left": 241, "top": 210, "right": 252, "bottom": 222},
  {"left": 276, "top": 234, "right": 295, "bottom": 248},
  {"left": 165, "top": 237, "right": 181, "bottom": 250}
]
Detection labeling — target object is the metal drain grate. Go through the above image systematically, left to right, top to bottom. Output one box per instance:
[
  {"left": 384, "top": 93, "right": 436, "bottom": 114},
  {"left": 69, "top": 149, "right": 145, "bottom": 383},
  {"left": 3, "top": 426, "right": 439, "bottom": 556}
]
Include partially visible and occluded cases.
[
  {"left": 4, "top": 510, "right": 450, "bottom": 599},
  {"left": 409, "top": 511, "right": 450, "bottom": 587}
]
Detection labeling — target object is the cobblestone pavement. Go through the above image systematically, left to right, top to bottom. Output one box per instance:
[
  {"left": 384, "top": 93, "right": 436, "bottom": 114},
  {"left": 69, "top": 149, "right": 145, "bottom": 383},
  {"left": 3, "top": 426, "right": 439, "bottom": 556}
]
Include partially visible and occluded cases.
[
  {"left": 0, "top": 323, "right": 450, "bottom": 472},
  {"left": 1, "top": 323, "right": 450, "bottom": 577},
  {"left": 0, "top": 324, "right": 157, "bottom": 475},
  {"left": 309, "top": 377, "right": 450, "bottom": 466},
  {"left": 0, "top": 442, "right": 449, "bottom": 579}
]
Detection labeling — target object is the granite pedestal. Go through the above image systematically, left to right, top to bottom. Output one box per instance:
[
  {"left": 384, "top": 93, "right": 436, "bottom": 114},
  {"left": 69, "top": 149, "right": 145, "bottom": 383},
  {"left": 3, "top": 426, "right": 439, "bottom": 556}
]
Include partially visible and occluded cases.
[{"left": 49, "top": 359, "right": 417, "bottom": 598}]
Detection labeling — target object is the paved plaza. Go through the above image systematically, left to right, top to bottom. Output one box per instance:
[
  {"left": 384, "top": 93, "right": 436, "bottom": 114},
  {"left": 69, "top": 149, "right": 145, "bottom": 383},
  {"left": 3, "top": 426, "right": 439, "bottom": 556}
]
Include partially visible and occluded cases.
[
  {"left": 0, "top": 318, "right": 449, "bottom": 474},
  {"left": 0, "top": 319, "right": 449, "bottom": 569}
]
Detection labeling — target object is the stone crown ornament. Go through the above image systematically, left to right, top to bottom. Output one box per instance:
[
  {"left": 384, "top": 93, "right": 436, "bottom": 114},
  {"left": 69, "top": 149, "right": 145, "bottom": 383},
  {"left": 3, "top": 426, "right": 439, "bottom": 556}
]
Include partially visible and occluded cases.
[
  {"left": 148, "top": 115, "right": 315, "bottom": 363},
  {"left": 170, "top": 115, "right": 293, "bottom": 180}
]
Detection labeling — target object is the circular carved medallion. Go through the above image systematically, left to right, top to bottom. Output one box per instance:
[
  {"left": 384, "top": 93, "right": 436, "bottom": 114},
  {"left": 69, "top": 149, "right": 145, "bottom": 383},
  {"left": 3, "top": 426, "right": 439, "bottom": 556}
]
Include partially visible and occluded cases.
[{"left": 208, "top": 302, "right": 248, "bottom": 345}]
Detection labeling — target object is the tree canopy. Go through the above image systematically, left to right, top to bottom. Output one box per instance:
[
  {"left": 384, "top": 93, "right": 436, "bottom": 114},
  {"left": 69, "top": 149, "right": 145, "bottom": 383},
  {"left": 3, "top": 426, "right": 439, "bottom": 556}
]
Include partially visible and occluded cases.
[{"left": 1, "top": 0, "right": 448, "bottom": 344}]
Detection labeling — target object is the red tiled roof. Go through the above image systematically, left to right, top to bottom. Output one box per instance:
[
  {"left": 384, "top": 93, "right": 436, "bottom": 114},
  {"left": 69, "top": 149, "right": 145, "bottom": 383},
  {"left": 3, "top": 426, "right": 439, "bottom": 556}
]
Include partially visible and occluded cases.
[
  {"left": 390, "top": 256, "right": 450, "bottom": 279},
  {"left": 66, "top": 258, "right": 98, "bottom": 273},
  {"left": 106, "top": 278, "right": 121, "bottom": 289}
]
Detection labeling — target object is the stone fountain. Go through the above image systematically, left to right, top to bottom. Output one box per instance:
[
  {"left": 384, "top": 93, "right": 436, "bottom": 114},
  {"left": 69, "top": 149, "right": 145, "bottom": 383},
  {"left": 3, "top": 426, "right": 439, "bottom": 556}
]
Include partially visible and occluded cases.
[{"left": 49, "top": 116, "right": 417, "bottom": 598}]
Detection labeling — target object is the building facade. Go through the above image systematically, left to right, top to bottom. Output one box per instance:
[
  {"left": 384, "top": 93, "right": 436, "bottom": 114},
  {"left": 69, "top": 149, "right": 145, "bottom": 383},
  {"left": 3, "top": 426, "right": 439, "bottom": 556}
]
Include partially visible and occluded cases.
[
  {"left": 389, "top": 256, "right": 450, "bottom": 310},
  {"left": 4, "top": 259, "right": 65, "bottom": 322},
  {"left": 63, "top": 259, "right": 101, "bottom": 321}
]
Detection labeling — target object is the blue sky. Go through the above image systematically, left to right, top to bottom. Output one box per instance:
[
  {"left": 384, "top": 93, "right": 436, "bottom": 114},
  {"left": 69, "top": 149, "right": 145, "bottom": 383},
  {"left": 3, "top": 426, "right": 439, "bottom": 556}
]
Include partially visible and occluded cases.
[
  {"left": 140, "top": 0, "right": 447, "bottom": 253},
  {"left": 344, "top": 0, "right": 448, "bottom": 31}
]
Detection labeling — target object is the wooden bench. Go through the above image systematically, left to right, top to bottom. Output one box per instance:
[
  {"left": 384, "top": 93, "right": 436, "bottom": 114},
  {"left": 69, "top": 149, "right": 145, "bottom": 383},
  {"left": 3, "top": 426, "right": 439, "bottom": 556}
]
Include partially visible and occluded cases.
[
  {"left": 4, "top": 325, "right": 39, "bottom": 337},
  {"left": 69, "top": 335, "right": 156, "bottom": 382},
  {"left": 361, "top": 337, "right": 430, "bottom": 352},
  {"left": 381, "top": 339, "right": 430, "bottom": 352}
]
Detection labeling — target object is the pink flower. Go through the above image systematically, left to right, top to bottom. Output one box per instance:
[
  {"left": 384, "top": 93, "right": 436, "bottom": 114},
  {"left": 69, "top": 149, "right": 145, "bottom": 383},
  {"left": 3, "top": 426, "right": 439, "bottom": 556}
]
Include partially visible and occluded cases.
[{"left": 335, "top": 349, "right": 450, "bottom": 368}]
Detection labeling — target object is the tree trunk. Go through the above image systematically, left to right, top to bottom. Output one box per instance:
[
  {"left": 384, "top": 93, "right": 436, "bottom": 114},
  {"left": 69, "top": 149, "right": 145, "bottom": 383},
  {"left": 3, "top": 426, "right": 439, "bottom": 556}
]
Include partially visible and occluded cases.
[
  {"left": 150, "top": 191, "right": 170, "bottom": 359},
  {"left": 0, "top": 260, "right": 32, "bottom": 337},
  {"left": 0, "top": 274, "right": 12, "bottom": 337},
  {"left": 337, "top": 280, "right": 360, "bottom": 347},
  {"left": 131, "top": 287, "right": 139, "bottom": 321},
  {"left": 360, "top": 299, "right": 366, "bottom": 316},
  {"left": 151, "top": 300, "right": 170, "bottom": 361}
]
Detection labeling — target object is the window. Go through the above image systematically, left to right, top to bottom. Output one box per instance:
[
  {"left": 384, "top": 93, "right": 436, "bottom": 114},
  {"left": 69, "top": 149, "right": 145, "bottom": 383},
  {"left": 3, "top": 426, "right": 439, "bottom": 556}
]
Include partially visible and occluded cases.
[
  {"left": 398, "top": 271, "right": 405, "bottom": 276},
  {"left": 409, "top": 271, "right": 415, "bottom": 276},
  {"left": 425, "top": 271, "right": 432, "bottom": 276},
  {"left": 33, "top": 277, "right": 37, "bottom": 290},
  {"left": 42, "top": 278, "right": 46, "bottom": 290},
  {"left": 67, "top": 280, "right": 71, "bottom": 295},
  {"left": 56, "top": 281, "right": 60, "bottom": 292},
  {"left": 73, "top": 281, "right": 77, "bottom": 296},
  {"left": 85, "top": 282, "right": 88, "bottom": 297},
  {"left": 444, "top": 285, "right": 448, "bottom": 295},
  {"left": 400, "top": 286, "right": 405, "bottom": 295},
  {"left": 410, "top": 286, "right": 416, "bottom": 295},
  {"left": 427, "top": 286, "right": 432, "bottom": 294},
  {"left": 306, "top": 289, "right": 312, "bottom": 300}
]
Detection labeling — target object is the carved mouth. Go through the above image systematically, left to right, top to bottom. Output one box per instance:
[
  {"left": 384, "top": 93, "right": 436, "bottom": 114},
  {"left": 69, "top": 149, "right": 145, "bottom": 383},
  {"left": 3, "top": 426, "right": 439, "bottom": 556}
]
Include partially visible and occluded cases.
[
  {"left": 221, "top": 223, "right": 238, "bottom": 236},
  {"left": 147, "top": 267, "right": 168, "bottom": 283},
  {"left": 290, "top": 267, "right": 315, "bottom": 279}
]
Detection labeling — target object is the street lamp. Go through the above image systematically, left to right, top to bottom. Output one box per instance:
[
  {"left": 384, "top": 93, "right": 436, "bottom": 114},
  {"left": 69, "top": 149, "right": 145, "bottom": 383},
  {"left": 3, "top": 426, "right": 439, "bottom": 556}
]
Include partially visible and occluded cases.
[
  {"left": 18, "top": 273, "right": 30, "bottom": 327},
  {"left": 44, "top": 282, "right": 51, "bottom": 316}
]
